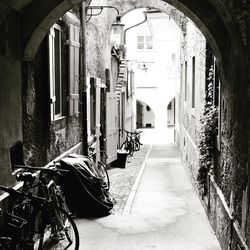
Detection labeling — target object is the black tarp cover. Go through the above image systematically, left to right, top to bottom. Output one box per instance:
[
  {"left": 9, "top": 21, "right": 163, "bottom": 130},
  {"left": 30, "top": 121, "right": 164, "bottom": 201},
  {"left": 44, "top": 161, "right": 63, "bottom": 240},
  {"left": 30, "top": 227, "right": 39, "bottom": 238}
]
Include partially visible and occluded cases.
[{"left": 59, "top": 154, "right": 114, "bottom": 217}]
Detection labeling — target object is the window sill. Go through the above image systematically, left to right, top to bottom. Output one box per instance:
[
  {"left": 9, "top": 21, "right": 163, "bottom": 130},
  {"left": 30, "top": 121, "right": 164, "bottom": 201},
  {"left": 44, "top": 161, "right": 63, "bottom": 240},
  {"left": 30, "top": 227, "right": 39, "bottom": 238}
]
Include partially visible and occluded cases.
[
  {"left": 136, "top": 49, "right": 156, "bottom": 52},
  {"left": 54, "top": 115, "right": 66, "bottom": 122},
  {"left": 51, "top": 116, "right": 67, "bottom": 130}
]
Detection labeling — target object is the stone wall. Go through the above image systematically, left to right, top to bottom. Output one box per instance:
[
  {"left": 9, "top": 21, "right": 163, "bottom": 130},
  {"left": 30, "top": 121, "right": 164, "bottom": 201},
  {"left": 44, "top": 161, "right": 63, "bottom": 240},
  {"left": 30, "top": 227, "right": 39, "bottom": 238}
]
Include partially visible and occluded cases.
[
  {"left": 85, "top": 0, "right": 113, "bottom": 79},
  {"left": 0, "top": 12, "right": 22, "bottom": 186},
  {"left": 22, "top": 13, "right": 82, "bottom": 168},
  {"left": 179, "top": 20, "right": 206, "bottom": 182},
  {"left": 0, "top": 54, "right": 22, "bottom": 186}
]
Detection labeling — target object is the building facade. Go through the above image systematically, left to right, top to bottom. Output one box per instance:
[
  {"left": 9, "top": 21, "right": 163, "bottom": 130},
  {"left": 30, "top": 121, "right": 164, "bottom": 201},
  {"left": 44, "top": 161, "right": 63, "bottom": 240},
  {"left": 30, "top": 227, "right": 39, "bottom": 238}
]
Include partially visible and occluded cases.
[{"left": 124, "top": 9, "right": 181, "bottom": 129}]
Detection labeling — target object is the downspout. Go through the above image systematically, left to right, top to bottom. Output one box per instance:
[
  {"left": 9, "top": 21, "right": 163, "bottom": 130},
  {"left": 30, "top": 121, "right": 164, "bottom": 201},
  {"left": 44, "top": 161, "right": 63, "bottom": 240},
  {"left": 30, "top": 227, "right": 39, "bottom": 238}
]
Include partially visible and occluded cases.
[
  {"left": 79, "top": 3, "right": 88, "bottom": 155},
  {"left": 123, "top": 11, "right": 148, "bottom": 45},
  {"left": 118, "top": 12, "right": 147, "bottom": 145}
]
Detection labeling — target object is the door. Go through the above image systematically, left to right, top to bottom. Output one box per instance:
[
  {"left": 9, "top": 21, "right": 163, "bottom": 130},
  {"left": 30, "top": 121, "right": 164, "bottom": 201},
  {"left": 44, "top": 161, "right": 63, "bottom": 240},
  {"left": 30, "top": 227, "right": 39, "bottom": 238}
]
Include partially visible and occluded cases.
[
  {"left": 106, "top": 93, "right": 118, "bottom": 164},
  {"left": 136, "top": 100, "right": 143, "bottom": 128}
]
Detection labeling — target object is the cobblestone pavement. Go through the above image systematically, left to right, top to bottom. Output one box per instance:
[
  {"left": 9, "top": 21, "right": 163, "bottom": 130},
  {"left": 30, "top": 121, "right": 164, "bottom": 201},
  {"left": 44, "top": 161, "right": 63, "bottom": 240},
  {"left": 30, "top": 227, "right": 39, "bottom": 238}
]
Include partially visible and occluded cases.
[{"left": 108, "top": 144, "right": 150, "bottom": 215}]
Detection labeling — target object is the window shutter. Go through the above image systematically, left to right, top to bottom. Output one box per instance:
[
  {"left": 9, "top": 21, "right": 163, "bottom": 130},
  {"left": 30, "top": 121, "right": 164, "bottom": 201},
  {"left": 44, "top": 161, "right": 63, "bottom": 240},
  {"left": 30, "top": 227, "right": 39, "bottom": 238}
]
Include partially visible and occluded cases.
[
  {"left": 68, "top": 24, "right": 80, "bottom": 115},
  {"left": 49, "top": 28, "right": 56, "bottom": 121}
]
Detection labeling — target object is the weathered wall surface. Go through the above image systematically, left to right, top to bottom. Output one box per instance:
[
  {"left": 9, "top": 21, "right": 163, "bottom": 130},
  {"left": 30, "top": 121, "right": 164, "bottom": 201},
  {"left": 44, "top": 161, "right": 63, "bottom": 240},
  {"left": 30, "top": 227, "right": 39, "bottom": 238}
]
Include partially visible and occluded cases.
[
  {"left": 86, "top": 0, "right": 113, "bottom": 79},
  {"left": 0, "top": 11, "right": 22, "bottom": 186},
  {"left": 22, "top": 14, "right": 82, "bottom": 168},
  {"left": 179, "top": 20, "right": 206, "bottom": 173},
  {"left": 0, "top": 54, "right": 22, "bottom": 186}
]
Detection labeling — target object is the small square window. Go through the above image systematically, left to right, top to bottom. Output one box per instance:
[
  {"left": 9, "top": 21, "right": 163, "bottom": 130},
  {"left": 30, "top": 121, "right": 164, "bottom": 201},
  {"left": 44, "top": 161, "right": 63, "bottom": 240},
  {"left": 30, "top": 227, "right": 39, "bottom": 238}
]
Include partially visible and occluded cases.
[{"left": 137, "top": 36, "right": 153, "bottom": 50}]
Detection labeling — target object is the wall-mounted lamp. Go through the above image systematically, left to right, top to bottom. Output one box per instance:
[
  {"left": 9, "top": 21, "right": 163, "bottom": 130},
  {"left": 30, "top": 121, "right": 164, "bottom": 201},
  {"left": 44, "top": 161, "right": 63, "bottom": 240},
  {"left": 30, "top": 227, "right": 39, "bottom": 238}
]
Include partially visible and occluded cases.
[
  {"left": 86, "top": 5, "right": 121, "bottom": 23},
  {"left": 86, "top": 5, "right": 125, "bottom": 46},
  {"left": 111, "top": 21, "right": 125, "bottom": 46}
]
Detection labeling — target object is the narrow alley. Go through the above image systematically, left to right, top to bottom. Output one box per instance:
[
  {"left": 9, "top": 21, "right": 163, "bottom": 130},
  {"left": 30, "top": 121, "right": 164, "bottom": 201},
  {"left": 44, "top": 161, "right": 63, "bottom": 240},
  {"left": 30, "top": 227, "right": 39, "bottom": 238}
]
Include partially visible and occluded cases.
[
  {"left": 0, "top": 0, "right": 250, "bottom": 249},
  {"left": 76, "top": 129, "right": 220, "bottom": 249}
]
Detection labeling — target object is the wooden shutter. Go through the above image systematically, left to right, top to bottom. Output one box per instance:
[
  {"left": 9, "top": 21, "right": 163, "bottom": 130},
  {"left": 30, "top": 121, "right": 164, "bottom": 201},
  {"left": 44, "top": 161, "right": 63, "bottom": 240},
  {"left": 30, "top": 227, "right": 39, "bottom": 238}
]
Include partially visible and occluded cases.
[
  {"left": 68, "top": 24, "right": 80, "bottom": 115},
  {"left": 49, "top": 28, "right": 56, "bottom": 121},
  {"left": 106, "top": 92, "right": 118, "bottom": 164}
]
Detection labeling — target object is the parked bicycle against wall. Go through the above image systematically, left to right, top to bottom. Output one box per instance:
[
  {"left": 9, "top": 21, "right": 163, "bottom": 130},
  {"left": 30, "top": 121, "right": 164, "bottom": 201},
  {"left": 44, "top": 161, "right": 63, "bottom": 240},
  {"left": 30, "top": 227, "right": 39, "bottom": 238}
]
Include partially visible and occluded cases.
[
  {"left": 120, "top": 129, "right": 143, "bottom": 156},
  {"left": 131, "top": 130, "right": 143, "bottom": 152},
  {"left": 1, "top": 164, "right": 80, "bottom": 249},
  {"left": 13, "top": 164, "right": 71, "bottom": 215}
]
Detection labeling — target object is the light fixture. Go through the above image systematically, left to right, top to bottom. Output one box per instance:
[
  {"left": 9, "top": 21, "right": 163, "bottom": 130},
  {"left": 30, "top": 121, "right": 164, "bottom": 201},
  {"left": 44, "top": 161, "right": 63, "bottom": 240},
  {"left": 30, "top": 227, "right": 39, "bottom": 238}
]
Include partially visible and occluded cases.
[
  {"left": 86, "top": 5, "right": 120, "bottom": 23},
  {"left": 86, "top": 5, "right": 125, "bottom": 46},
  {"left": 111, "top": 21, "right": 125, "bottom": 46}
]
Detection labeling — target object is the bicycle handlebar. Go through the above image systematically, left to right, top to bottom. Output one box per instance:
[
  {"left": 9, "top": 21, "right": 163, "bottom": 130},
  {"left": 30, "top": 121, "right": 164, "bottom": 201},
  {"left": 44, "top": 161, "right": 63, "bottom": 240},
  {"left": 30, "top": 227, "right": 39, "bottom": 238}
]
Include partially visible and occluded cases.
[
  {"left": 120, "top": 129, "right": 143, "bottom": 135},
  {"left": 12, "top": 165, "right": 69, "bottom": 174},
  {"left": 0, "top": 184, "right": 47, "bottom": 203},
  {"left": 0, "top": 185, "right": 17, "bottom": 196}
]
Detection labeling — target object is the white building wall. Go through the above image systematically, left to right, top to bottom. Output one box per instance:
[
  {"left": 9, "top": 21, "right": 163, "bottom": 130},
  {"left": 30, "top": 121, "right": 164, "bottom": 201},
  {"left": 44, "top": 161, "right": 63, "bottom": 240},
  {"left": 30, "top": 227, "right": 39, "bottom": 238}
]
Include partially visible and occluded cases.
[{"left": 123, "top": 10, "right": 181, "bottom": 129}]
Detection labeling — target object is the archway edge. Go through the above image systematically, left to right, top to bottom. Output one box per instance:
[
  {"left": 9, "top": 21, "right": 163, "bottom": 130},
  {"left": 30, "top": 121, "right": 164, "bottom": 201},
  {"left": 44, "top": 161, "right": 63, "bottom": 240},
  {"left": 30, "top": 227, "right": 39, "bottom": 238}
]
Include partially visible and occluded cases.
[
  {"left": 22, "top": 0, "right": 244, "bottom": 75},
  {"left": 23, "top": 0, "right": 85, "bottom": 61},
  {"left": 108, "top": 0, "right": 245, "bottom": 79}
]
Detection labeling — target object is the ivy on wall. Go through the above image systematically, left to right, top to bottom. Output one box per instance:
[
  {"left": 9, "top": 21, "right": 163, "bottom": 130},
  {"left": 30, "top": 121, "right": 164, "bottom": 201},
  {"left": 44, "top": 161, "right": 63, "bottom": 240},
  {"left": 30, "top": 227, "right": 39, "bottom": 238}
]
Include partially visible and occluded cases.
[{"left": 197, "top": 66, "right": 218, "bottom": 197}]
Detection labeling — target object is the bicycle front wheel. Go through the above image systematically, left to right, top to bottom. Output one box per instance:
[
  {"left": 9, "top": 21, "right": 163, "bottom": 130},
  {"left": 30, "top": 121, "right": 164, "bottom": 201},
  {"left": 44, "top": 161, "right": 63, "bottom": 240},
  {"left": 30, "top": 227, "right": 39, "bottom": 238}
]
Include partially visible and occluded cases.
[{"left": 37, "top": 207, "right": 79, "bottom": 250}]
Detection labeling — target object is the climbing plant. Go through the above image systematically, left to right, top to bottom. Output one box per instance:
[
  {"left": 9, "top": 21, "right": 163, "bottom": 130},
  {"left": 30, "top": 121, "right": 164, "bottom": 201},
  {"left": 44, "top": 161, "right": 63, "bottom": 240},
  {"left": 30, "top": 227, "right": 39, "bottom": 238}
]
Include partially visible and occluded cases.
[{"left": 197, "top": 66, "right": 218, "bottom": 197}]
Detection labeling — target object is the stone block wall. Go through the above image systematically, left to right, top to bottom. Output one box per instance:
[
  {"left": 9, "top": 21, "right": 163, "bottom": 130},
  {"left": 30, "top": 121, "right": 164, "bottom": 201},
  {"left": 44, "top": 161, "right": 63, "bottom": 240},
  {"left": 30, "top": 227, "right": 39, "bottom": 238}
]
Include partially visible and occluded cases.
[{"left": 22, "top": 12, "right": 82, "bottom": 169}]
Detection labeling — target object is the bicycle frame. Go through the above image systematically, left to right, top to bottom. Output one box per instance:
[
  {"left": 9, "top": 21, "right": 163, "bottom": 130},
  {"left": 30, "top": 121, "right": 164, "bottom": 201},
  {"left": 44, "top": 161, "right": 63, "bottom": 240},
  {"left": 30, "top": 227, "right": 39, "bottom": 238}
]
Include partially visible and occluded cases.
[{"left": 0, "top": 183, "right": 79, "bottom": 249}]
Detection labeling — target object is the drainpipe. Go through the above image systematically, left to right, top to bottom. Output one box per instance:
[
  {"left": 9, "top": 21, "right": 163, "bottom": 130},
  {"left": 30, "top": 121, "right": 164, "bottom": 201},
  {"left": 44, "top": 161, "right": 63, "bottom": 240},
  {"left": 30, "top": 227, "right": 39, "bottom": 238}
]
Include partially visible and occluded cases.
[
  {"left": 79, "top": 3, "right": 88, "bottom": 156},
  {"left": 121, "top": 11, "right": 148, "bottom": 139},
  {"left": 123, "top": 11, "right": 148, "bottom": 45}
]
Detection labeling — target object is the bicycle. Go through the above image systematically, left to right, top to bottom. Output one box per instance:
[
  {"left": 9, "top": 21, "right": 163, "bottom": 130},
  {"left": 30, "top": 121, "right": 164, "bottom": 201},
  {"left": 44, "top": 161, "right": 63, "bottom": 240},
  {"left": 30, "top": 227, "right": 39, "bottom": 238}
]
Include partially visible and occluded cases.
[
  {"left": 120, "top": 129, "right": 143, "bottom": 156},
  {"left": 120, "top": 129, "right": 134, "bottom": 156},
  {"left": 131, "top": 130, "right": 143, "bottom": 152},
  {"left": 13, "top": 164, "right": 71, "bottom": 216},
  {"left": 7, "top": 165, "right": 80, "bottom": 249},
  {"left": 0, "top": 209, "right": 27, "bottom": 249}
]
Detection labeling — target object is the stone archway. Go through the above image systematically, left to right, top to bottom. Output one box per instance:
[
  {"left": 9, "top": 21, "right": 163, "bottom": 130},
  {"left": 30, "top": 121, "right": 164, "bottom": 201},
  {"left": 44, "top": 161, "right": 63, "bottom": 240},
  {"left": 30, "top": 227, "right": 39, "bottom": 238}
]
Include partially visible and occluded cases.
[
  {"left": 0, "top": 0, "right": 246, "bottom": 73},
  {"left": 22, "top": 0, "right": 85, "bottom": 61},
  {"left": 108, "top": 0, "right": 246, "bottom": 80}
]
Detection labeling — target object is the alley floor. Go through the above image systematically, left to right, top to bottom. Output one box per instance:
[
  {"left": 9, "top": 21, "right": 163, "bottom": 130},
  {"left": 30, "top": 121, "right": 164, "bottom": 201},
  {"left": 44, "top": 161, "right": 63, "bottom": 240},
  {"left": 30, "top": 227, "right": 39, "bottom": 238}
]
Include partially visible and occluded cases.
[{"left": 76, "top": 128, "right": 221, "bottom": 250}]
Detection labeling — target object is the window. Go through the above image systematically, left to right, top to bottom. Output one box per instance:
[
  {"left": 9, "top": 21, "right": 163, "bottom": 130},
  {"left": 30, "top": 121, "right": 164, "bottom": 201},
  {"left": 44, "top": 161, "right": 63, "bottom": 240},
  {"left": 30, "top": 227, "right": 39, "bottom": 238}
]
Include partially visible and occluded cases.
[
  {"left": 49, "top": 24, "right": 62, "bottom": 121},
  {"left": 68, "top": 24, "right": 80, "bottom": 116},
  {"left": 137, "top": 36, "right": 153, "bottom": 49},
  {"left": 192, "top": 57, "right": 195, "bottom": 108},
  {"left": 184, "top": 61, "right": 187, "bottom": 102},
  {"left": 213, "top": 61, "right": 220, "bottom": 107},
  {"left": 180, "top": 63, "right": 183, "bottom": 94},
  {"left": 90, "top": 77, "right": 96, "bottom": 135}
]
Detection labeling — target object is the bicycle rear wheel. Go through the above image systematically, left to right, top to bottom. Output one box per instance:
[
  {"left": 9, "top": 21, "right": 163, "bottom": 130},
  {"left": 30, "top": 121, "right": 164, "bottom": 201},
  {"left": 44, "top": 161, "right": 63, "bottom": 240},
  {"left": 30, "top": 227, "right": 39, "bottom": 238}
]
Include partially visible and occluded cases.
[
  {"left": 133, "top": 140, "right": 140, "bottom": 151},
  {"left": 120, "top": 141, "right": 134, "bottom": 156},
  {"left": 97, "top": 161, "right": 110, "bottom": 190},
  {"left": 37, "top": 207, "right": 79, "bottom": 250}
]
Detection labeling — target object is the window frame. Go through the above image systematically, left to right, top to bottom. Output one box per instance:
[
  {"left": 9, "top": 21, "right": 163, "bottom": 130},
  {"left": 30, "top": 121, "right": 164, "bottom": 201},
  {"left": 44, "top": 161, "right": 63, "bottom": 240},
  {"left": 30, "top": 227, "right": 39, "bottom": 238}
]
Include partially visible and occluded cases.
[
  {"left": 49, "top": 23, "right": 63, "bottom": 121},
  {"left": 137, "top": 35, "right": 153, "bottom": 50},
  {"left": 191, "top": 56, "right": 196, "bottom": 109},
  {"left": 184, "top": 61, "right": 187, "bottom": 102}
]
